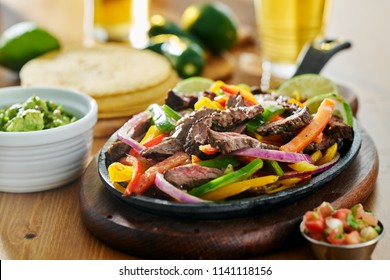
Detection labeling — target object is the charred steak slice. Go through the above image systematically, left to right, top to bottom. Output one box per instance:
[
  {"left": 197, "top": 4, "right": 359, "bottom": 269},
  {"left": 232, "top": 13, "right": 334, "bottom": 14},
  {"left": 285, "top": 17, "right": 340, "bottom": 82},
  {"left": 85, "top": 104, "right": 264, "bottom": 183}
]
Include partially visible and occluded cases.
[
  {"left": 164, "top": 90, "right": 198, "bottom": 111},
  {"left": 226, "top": 94, "right": 246, "bottom": 108},
  {"left": 211, "top": 104, "right": 264, "bottom": 130},
  {"left": 256, "top": 106, "right": 312, "bottom": 136},
  {"left": 119, "top": 111, "right": 152, "bottom": 141},
  {"left": 184, "top": 116, "right": 213, "bottom": 156},
  {"left": 326, "top": 116, "right": 353, "bottom": 141},
  {"left": 208, "top": 129, "right": 279, "bottom": 154},
  {"left": 140, "top": 137, "right": 183, "bottom": 160},
  {"left": 105, "top": 141, "right": 131, "bottom": 164},
  {"left": 164, "top": 164, "right": 224, "bottom": 190}
]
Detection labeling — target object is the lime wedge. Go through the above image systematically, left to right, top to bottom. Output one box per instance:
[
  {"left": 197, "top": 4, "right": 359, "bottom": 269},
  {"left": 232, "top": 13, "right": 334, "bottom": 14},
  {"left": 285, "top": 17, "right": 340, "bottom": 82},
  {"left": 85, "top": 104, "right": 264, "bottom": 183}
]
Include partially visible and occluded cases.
[
  {"left": 0, "top": 21, "right": 60, "bottom": 72},
  {"left": 277, "top": 74, "right": 339, "bottom": 101},
  {"left": 173, "top": 76, "right": 215, "bottom": 94},
  {"left": 303, "top": 92, "right": 354, "bottom": 126}
]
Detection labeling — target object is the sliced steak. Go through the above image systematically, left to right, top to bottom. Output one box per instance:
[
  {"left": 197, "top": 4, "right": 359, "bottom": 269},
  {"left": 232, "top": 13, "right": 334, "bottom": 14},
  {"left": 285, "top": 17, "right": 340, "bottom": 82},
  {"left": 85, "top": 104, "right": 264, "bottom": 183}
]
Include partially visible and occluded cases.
[
  {"left": 164, "top": 90, "right": 198, "bottom": 111},
  {"left": 226, "top": 94, "right": 246, "bottom": 108},
  {"left": 211, "top": 104, "right": 264, "bottom": 130},
  {"left": 256, "top": 106, "right": 312, "bottom": 136},
  {"left": 173, "top": 107, "right": 217, "bottom": 143},
  {"left": 119, "top": 111, "right": 152, "bottom": 141},
  {"left": 184, "top": 116, "right": 213, "bottom": 155},
  {"left": 326, "top": 116, "right": 353, "bottom": 141},
  {"left": 208, "top": 129, "right": 279, "bottom": 154},
  {"left": 303, "top": 135, "right": 337, "bottom": 154},
  {"left": 140, "top": 137, "right": 183, "bottom": 160},
  {"left": 105, "top": 141, "right": 131, "bottom": 163},
  {"left": 164, "top": 164, "right": 224, "bottom": 190}
]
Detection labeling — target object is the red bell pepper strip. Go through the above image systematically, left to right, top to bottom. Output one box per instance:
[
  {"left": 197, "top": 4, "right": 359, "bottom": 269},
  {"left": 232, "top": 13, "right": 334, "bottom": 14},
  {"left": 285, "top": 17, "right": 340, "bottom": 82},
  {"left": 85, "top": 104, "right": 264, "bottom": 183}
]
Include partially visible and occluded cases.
[
  {"left": 220, "top": 84, "right": 258, "bottom": 105},
  {"left": 280, "top": 98, "right": 335, "bottom": 153},
  {"left": 129, "top": 133, "right": 167, "bottom": 157},
  {"left": 133, "top": 152, "right": 190, "bottom": 195},
  {"left": 122, "top": 155, "right": 143, "bottom": 196}
]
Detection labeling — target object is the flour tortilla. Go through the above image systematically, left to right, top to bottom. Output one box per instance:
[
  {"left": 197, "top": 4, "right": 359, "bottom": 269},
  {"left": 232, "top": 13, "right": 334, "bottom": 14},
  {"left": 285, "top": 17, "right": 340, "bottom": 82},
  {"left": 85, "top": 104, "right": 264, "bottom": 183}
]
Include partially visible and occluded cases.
[{"left": 20, "top": 43, "right": 178, "bottom": 118}]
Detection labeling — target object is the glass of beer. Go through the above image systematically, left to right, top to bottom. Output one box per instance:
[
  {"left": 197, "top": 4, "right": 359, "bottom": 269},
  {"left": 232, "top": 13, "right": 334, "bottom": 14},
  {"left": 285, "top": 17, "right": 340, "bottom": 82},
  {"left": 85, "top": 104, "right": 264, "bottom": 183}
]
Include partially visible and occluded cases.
[
  {"left": 84, "top": 0, "right": 150, "bottom": 48},
  {"left": 254, "top": 0, "right": 331, "bottom": 80}
]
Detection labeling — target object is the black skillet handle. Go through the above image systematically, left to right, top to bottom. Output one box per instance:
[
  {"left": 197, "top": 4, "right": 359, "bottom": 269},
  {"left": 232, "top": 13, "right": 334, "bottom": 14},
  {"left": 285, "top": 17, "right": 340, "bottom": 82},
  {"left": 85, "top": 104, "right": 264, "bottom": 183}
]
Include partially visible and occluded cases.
[{"left": 293, "top": 38, "right": 352, "bottom": 77}]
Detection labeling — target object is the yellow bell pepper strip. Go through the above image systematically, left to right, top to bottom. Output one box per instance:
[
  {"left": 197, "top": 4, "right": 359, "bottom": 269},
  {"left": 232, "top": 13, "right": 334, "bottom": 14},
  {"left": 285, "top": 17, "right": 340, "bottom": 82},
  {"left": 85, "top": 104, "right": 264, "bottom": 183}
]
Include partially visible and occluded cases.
[
  {"left": 209, "top": 80, "right": 226, "bottom": 95},
  {"left": 220, "top": 84, "right": 258, "bottom": 105},
  {"left": 194, "top": 96, "right": 224, "bottom": 110},
  {"left": 280, "top": 98, "right": 335, "bottom": 153},
  {"left": 288, "top": 98, "right": 304, "bottom": 108},
  {"left": 147, "top": 103, "right": 177, "bottom": 134},
  {"left": 162, "top": 104, "right": 182, "bottom": 121},
  {"left": 246, "top": 104, "right": 284, "bottom": 133},
  {"left": 140, "top": 125, "right": 163, "bottom": 144},
  {"left": 316, "top": 143, "right": 338, "bottom": 165},
  {"left": 310, "top": 150, "right": 323, "bottom": 163},
  {"left": 133, "top": 152, "right": 190, "bottom": 195},
  {"left": 122, "top": 155, "right": 143, "bottom": 196},
  {"left": 196, "top": 155, "right": 241, "bottom": 169},
  {"left": 189, "top": 158, "right": 263, "bottom": 197},
  {"left": 288, "top": 161, "right": 318, "bottom": 172},
  {"left": 108, "top": 162, "right": 133, "bottom": 183},
  {"left": 201, "top": 175, "right": 279, "bottom": 201},
  {"left": 265, "top": 177, "right": 303, "bottom": 194}
]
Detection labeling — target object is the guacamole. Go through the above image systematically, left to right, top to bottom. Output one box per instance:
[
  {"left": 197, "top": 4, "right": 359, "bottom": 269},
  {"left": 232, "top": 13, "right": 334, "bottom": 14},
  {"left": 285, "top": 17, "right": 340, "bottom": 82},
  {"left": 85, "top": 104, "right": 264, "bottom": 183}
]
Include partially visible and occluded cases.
[{"left": 0, "top": 95, "right": 77, "bottom": 132}]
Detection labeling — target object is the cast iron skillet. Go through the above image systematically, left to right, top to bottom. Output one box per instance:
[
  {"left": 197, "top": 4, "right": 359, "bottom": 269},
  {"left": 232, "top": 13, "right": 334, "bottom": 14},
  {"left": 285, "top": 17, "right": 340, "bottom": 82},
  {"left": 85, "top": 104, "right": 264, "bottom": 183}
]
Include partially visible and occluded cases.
[
  {"left": 97, "top": 38, "right": 356, "bottom": 219},
  {"left": 98, "top": 120, "right": 361, "bottom": 219}
]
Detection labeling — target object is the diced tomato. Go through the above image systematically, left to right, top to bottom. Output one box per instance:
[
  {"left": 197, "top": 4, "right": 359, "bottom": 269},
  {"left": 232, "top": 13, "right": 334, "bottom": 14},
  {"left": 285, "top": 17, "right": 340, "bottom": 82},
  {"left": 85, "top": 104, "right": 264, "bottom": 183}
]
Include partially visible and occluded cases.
[
  {"left": 316, "top": 201, "right": 334, "bottom": 218},
  {"left": 333, "top": 208, "right": 352, "bottom": 231},
  {"left": 304, "top": 211, "right": 325, "bottom": 233},
  {"left": 361, "top": 211, "right": 378, "bottom": 227},
  {"left": 327, "top": 229, "right": 345, "bottom": 245},
  {"left": 344, "top": 231, "right": 361, "bottom": 245}
]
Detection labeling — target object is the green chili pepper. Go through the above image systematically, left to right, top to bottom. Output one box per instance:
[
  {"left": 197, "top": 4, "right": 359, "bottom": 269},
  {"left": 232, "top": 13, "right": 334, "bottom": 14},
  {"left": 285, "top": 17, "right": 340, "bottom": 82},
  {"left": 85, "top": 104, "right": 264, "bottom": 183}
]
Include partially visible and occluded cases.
[
  {"left": 147, "top": 104, "right": 176, "bottom": 134},
  {"left": 162, "top": 104, "right": 182, "bottom": 121},
  {"left": 246, "top": 104, "right": 284, "bottom": 133},
  {"left": 196, "top": 155, "right": 240, "bottom": 169},
  {"left": 189, "top": 158, "right": 263, "bottom": 197}
]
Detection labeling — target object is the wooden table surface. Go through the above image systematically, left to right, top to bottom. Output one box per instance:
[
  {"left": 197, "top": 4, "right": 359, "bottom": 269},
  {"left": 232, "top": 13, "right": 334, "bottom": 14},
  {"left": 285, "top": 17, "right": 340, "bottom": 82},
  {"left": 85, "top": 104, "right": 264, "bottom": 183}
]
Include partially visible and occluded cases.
[{"left": 0, "top": 0, "right": 389, "bottom": 260}]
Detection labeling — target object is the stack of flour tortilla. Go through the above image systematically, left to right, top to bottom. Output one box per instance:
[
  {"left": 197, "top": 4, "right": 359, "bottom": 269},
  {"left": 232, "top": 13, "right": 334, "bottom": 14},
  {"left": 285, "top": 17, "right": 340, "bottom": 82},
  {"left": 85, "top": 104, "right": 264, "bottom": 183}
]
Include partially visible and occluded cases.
[{"left": 20, "top": 43, "right": 178, "bottom": 119}]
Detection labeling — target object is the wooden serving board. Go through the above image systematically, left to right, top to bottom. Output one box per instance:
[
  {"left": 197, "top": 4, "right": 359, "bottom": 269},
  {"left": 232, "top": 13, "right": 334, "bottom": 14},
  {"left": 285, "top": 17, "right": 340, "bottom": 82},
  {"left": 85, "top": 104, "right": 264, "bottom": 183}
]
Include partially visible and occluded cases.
[{"left": 79, "top": 129, "right": 378, "bottom": 260}]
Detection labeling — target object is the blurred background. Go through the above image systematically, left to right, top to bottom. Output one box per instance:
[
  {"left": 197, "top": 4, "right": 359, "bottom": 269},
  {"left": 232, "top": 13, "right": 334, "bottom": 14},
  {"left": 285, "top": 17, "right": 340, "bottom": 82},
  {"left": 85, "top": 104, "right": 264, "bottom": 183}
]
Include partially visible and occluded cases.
[{"left": 0, "top": 0, "right": 388, "bottom": 96}]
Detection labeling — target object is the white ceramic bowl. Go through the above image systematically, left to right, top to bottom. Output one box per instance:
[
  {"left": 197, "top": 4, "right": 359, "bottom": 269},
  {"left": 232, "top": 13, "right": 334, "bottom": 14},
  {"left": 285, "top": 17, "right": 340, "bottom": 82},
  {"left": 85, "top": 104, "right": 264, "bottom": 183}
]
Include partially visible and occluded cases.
[{"left": 0, "top": 86, "right": 98, "bottom": 192}]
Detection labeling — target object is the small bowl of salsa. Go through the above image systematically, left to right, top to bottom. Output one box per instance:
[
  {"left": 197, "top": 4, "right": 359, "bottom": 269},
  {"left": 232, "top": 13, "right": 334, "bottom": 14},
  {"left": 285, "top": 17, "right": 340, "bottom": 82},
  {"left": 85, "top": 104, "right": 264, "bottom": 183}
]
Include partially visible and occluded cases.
[{"left": 300, "top": 202, "right": 385, "bottom": 260}]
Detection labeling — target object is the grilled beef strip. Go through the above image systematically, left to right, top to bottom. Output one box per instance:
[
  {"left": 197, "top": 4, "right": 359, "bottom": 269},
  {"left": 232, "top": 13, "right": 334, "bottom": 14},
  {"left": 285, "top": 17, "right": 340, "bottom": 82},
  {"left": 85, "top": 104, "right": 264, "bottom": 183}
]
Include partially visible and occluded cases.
[
  {"left": 164, "top": 90, "right": 198, "bottom": 111},
  {"left": 226, "top": 94, "right": 246, "bottom": 108},
  {"left": 211, "top": 104, "right": 264, "bottom": 131},
  {"left": 256, "top": 106, "right": 312, "bottom": 136},
  {"left": 208, "top": 129, "right": 279, "bottom": 154},
  {"left": 139, "top": 137, "right": 184, "bottom": 160},
  {"left": 105, "top": 141, "right": 131, "bottom": 164},
  {"left": 164, "top": 164, "right": 224, "bottom": 190}
]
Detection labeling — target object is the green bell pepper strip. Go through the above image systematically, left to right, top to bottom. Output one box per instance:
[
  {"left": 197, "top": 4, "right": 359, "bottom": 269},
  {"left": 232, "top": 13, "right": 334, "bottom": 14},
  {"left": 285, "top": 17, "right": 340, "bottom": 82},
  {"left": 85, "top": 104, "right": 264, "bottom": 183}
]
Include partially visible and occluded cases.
[
  {"left": 147, "top": 104, "right": 176, "bottom": 134},
  {"left": 162, "top": 104, "right": 182, "bottom": 121},
  {"left": 246, "top": 104, "right": 284, "bottom": 133},
  {"left": 196, "top": 155, "right": 240, "bottom": 169},
  {"left": 189, "top": 158, "right": 263, "bottom": 197},
  {"left": 265, "top": 160, "right": 285, "bottom": 176}
]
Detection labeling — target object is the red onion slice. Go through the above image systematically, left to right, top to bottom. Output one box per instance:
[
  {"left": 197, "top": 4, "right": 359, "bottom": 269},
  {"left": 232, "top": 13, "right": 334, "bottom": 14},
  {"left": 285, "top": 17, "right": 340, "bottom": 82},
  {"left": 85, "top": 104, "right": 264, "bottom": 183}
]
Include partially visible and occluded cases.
[
  {"left": 117, "top": 121, "right": 145, "bottom": 152},
  {"left": 231, "top": 148, "right": 313, "bottom": 163},
  {"left": 155, "top": 173, "right": 205, "bottom": 203}
]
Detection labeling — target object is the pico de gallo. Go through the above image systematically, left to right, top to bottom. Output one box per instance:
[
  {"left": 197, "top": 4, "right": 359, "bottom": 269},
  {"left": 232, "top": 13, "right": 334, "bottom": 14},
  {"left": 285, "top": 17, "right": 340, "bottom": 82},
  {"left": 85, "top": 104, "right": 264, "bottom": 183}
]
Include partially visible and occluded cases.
[
  {"left": 104, "top": 77, "right": 354, "bottom": 203},
  {"left": 301, "top": 202, "right": 383, "bottom": 245}
]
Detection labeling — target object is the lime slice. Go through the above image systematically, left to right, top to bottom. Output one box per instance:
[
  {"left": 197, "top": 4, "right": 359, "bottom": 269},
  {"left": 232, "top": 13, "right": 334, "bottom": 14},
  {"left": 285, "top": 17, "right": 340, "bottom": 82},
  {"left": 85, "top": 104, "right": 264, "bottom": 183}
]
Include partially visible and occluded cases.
[
  {"left": 0, "top": 21, "right": 60, "bottom": 72},
  {"left": 277, "top": 74, "right": 339, "bottom": 101},
  {"left": 173, "top": 76, "right": 215, "bottom": 94},
  {"left": 303, "top": 92, "right": 354, "bottom": 126}
]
